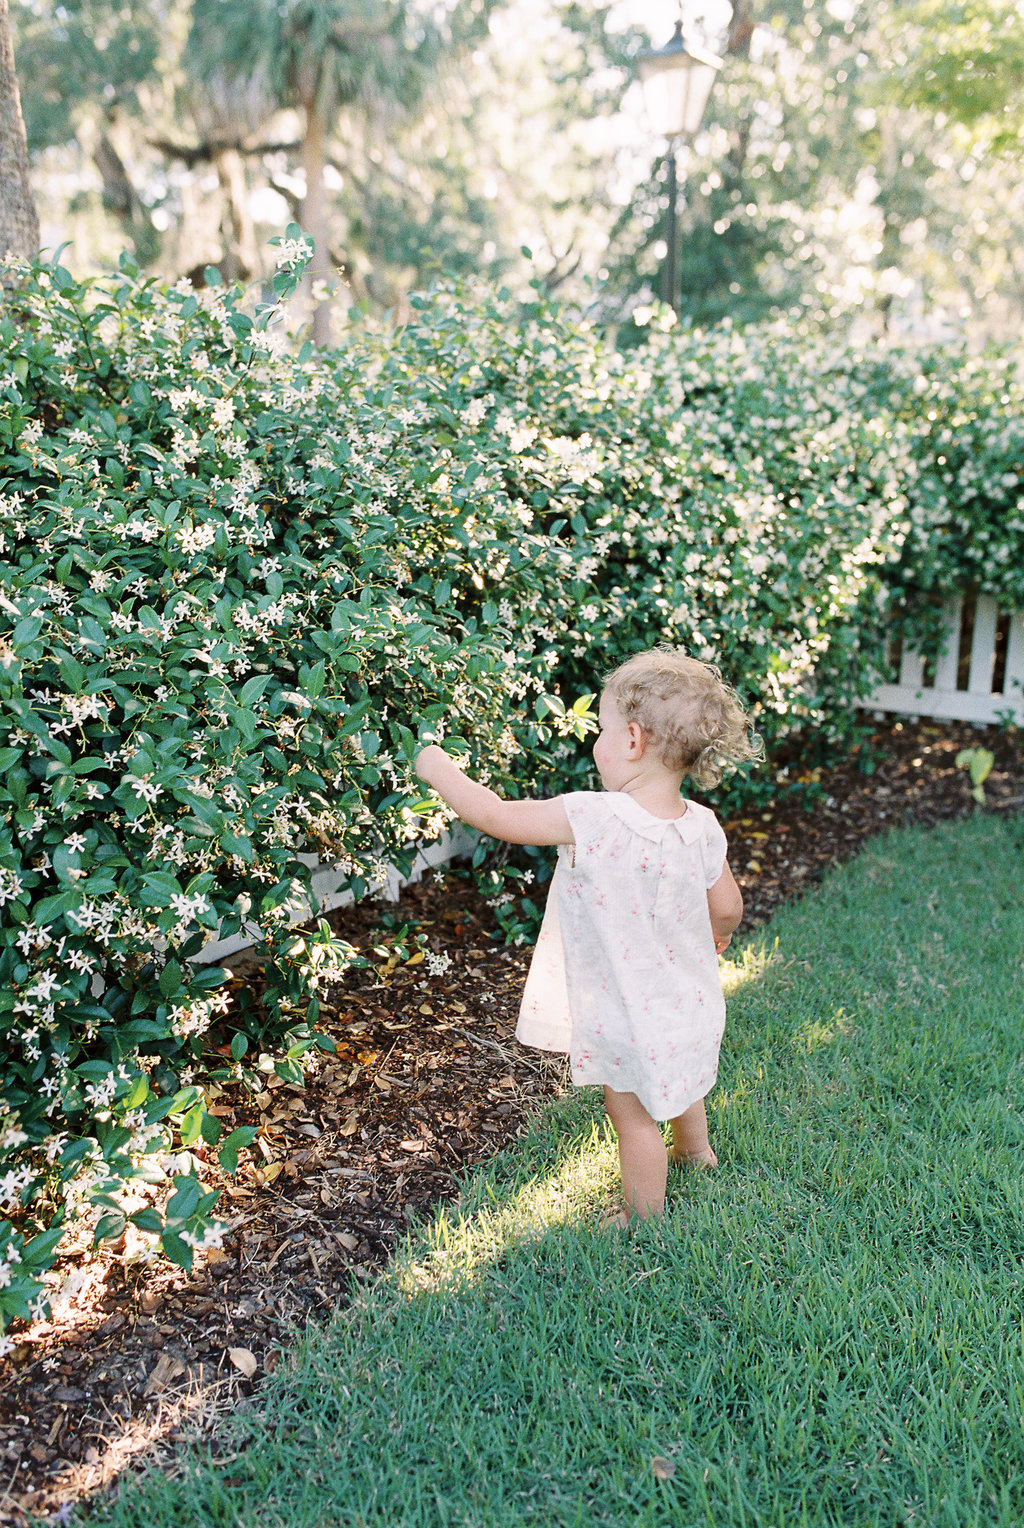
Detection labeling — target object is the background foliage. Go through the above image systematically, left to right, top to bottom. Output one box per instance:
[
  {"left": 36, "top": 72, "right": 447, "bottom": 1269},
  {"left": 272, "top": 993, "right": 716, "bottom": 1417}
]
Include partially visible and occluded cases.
[
  {"left": 11, "top": 0, "right": 1024, "bottom": 341},
  {"left": 1, "top": 248, "right": 1022, "bottom": 1332}
]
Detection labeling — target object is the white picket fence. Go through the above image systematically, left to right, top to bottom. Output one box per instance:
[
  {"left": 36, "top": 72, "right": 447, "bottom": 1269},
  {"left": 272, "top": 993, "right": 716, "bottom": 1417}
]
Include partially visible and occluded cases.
[{"left": 862, "top": 592, "right": 1024, "bottom": 726}]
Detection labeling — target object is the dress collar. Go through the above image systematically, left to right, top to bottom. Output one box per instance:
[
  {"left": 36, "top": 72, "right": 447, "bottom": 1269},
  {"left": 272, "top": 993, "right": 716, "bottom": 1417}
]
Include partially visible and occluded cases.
[{"left": 605, "top": 792, "right": 704, "bottom": 844}]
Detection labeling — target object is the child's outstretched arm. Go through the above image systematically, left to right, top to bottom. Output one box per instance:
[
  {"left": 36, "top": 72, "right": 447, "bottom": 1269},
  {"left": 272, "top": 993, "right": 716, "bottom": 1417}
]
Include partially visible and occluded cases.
[
  {"left": 415, "top": 745, "right": 572, "bottom": 847},
  {"left": 707, "top": 862, "right": 743, "bottom": 954}
]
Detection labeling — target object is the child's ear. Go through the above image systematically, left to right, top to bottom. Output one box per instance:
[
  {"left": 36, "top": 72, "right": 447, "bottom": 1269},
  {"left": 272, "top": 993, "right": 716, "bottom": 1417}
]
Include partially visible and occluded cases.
[{"left": 627, "top": 722, "right": 646, "bottom": 755}]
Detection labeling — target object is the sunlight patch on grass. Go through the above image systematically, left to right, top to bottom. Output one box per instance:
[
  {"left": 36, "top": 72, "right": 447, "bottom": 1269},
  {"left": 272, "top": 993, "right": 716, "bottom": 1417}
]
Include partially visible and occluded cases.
[
  {"left": 719, "top": 940, "right": 781, "bottom": 997},
  {"left": 791, "top": 1006, "right": 857, "bottom": 1054},
  {"left": 398, "top": 1117, "right": 618, "bottom": 1295}
]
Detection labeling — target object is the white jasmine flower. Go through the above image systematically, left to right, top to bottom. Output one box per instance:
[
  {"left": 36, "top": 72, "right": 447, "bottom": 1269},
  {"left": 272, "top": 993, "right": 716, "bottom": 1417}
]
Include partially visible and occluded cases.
[{"left": 128, "top": 778, "right": 163, "bottom": 803}]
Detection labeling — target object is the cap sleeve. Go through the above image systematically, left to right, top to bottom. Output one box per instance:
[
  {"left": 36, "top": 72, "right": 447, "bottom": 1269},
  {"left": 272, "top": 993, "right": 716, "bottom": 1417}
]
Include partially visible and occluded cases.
[
  {"left": 562, "top": 792, "right": 613, "bottom": 853},
  {"left": 697, "top": 808, "right": 728, "bottom": 888}
]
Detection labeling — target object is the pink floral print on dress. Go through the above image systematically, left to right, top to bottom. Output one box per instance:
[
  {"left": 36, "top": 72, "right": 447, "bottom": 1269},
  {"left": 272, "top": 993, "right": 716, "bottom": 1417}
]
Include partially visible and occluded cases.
[{"left": 516, "top": 791, "right": 728, "bottom": 1121}]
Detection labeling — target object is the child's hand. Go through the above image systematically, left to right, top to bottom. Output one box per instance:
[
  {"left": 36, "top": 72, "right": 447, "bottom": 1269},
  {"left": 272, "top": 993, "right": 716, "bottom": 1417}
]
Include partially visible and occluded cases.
[
  {"left": 413, "top": 744, "right": 451, "bottom": 786},
  {"left": 714, "top": 933, "right": 732, "bottom": 955}
]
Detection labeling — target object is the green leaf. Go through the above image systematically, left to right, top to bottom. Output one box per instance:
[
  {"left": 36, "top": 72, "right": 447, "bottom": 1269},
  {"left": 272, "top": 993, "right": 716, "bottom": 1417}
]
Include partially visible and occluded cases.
[
  {"left": 12, "top": 616, "right": 43, "bottom": 649},
  {"left": 57, "top": 655, "right": 87, "bottom": 693},
  {"left": 303, "top": 661, "right": 326, "bottom": 699},
  {"left": 240, "top": 674, "right": 274, "bottom": 706},
  {"left": 158, "top": 959, "right": 183, "bottom": 999},
  {"left": 274, "top": 1058, "right": 305, "bottom": 1086},
  {"left": 76, "top": 1060, "right": 114, "bottom": 1080},
  {"left": 122, "top": 1074, "right": 150, "bottom": 1111},
  {"left": 179, "top": 1106, "right": 204, "bottom": 1147},
  {"left": 199, "top": 1112, "right": 223, "bottom": 1147},
  {"left": 221, "top": 1127, "right": 258, "bottom": 1149},
  {"left": 166, "top": 1177, "right": 202, "bottom": 1219},
  {"left": 129, "top": 1208, "right": 165, "bottom": 1234},
  {"left": 95, "top": 1210, "right": 127, "bottom": 1243},
  {"left": 23, "top": 1226, "right": 63, "bottom": 1264},
  {"left": 161, "top": 1231, "right": 193, "bottom": 1271}
]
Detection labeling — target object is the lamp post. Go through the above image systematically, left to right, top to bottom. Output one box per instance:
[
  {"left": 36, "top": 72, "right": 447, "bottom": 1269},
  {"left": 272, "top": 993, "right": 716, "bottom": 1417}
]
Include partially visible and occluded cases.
[{"left": 636, "top": 16, "right": 722, "bottom": 315}]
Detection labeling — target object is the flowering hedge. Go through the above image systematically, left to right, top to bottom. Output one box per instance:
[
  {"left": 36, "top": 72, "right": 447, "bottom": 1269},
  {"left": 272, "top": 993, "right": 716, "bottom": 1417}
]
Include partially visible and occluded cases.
[
  {"left": 1, "top": 245, "right": 1021, "bottom": 1333},
  {"left": 331, "top": 293, "right": 1024, "bottom": 780}
]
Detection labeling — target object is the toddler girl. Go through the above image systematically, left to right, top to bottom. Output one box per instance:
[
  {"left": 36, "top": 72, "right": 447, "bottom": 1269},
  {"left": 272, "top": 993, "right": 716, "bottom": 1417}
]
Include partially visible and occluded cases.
[{"left": 414, "top": 647, "right": 761, "bottom": 1226}]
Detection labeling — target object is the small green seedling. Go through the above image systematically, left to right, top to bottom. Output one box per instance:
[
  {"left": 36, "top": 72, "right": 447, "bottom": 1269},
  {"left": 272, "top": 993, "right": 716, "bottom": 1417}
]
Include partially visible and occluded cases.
[{"left": 955, "top": 746, "right": 995, "bottom": 804}]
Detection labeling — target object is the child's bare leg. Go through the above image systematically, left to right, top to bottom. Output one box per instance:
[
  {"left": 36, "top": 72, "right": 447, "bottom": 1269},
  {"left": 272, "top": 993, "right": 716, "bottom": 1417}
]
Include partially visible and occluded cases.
[
  {"left": 603, "top": 1087, "right": 668, "bottom": 1222},
  {"left": 669, "top": 1096, "right": 718, "bottom": 1168}
]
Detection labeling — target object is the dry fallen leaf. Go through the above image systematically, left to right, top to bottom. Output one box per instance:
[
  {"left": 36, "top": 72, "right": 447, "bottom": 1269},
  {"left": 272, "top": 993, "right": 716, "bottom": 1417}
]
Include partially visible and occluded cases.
[
  {"left": 338, "top": 1109, "right": 360, "bottom": 1136},
  {"left": 228, "top": 1347, "right": 258, "bottom": 1378},
  {"left": 143, "top": 1354, "right": 186, "bottom": 1397},
  {"left": 651, "top": 1457, "right": 676, "bottom": 1481}
]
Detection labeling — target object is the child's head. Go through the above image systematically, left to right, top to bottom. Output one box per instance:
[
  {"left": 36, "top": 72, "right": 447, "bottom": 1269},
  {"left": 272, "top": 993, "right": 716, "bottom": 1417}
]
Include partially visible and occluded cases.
[{"left": 602, "top": 647, "right": 762, "bottom": 788}]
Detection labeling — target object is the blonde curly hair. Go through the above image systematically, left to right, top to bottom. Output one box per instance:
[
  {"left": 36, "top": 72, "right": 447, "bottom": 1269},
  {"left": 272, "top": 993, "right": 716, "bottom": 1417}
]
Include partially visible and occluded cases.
[{"left": 603, "top": 647, "right": 763, "bottom": 788}]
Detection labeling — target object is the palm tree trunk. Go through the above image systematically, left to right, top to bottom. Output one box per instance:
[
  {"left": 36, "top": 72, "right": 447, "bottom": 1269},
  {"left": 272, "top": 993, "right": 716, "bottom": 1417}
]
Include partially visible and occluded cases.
[
  {"left": 0, "top": 0, "right": 39, "bottom": 262},
  {"left": 302, "top": 101, "right": 333, "bottom": 347}
]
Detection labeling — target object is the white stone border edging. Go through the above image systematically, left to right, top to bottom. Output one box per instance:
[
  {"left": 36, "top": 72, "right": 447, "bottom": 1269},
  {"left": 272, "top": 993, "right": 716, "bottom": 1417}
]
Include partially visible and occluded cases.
[{"left": 191, "top": 825, "right": 477, "bottom": 966}]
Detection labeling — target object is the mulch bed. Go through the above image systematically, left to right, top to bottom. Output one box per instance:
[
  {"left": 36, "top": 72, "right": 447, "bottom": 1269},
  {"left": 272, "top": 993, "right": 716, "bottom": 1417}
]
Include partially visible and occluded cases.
[{"left": 4, "top": 718, "right": 1022, "bottom": 1525}]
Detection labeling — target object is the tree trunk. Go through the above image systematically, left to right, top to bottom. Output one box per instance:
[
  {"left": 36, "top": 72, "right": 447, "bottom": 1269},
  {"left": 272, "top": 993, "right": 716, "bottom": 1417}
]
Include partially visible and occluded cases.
[
  {"left": 0, "top": 0, "right": 39, "bottom": 261},
  {"left": 725, "top": 0, "right": 755, "bottom": 178},
  {"left": 726, "top": 0, "right": 755, "bottom": 60},
  {"left": 302, "top": 101, "right": 333, "bottom": 347},
  {"left": 94, "top": 128, "right": 160, "bottom": 266},
  {"left": 216, "top": 146, "right": 258, "bottom": 282}
]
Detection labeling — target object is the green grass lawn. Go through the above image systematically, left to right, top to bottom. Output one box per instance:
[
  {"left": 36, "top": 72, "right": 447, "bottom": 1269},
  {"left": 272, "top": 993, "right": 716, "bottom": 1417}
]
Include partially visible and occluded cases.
[{"left": 79, "top": 813, "right": 1024, "bottom": 1528}]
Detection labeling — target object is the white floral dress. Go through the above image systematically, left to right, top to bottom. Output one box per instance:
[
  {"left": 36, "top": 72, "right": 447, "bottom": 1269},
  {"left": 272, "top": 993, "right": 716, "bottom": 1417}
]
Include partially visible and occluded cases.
[{"left": 516, "top": 791, "right": 729, "bottom": 1121}]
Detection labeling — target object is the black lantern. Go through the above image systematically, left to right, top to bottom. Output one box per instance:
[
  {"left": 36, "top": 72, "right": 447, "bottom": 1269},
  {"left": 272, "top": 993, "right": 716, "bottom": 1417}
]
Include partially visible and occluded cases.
[{"left": 636, "top": 18, "right": 723, "bottom": 313}]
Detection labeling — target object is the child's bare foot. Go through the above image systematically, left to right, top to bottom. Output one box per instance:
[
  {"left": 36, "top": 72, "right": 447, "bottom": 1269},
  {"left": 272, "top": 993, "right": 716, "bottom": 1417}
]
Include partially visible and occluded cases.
[
  {"left": 669, "top": 1145, "right": 718, "bottom": 1169},
  {"left": 599, "top": 1206, "right": 631, "bottom": 1231}
]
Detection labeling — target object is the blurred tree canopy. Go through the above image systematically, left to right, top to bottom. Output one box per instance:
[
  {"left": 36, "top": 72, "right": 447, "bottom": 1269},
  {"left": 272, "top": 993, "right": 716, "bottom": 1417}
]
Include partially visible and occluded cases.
[
  {"left": 10, "top": 0, "right": 1024, "bottom": 340},
  {"left": 180, "top": 0, "right": 492, "bottom": 341},
  {"left": 606, "top": 0, "right": 1024, "bottom": 337},
  {"left": 884, "top": 0, "right": 1024, "bottom": 151}
]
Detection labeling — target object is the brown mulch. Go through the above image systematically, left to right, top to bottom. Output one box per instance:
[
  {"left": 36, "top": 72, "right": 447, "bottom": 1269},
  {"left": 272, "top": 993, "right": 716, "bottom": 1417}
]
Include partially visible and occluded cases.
[{"left": 3, "top": 718, "right": 1022, "bottom": 1525}]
